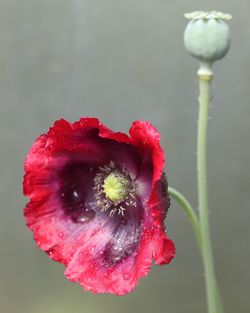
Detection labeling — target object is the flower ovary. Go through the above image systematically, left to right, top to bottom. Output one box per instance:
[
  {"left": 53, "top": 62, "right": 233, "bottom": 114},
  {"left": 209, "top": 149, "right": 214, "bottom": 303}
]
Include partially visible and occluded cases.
[{"left": 103, "top": 172, "right": 131, "bottom": 203}]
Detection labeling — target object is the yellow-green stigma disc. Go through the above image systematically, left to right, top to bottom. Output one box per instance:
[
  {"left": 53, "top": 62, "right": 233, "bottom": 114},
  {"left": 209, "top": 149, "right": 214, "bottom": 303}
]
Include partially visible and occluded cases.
[{"left": 103, "top": 172, "right": 130, "bottom": 202}]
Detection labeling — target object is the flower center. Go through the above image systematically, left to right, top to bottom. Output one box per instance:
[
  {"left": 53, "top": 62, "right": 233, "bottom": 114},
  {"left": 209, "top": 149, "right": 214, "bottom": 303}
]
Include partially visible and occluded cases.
[
  {"left": 94, "top": 162, "right": 136, "bottom": 217},
  {"left": 103, "top": 172, "right": 131, "bottom": 202}
]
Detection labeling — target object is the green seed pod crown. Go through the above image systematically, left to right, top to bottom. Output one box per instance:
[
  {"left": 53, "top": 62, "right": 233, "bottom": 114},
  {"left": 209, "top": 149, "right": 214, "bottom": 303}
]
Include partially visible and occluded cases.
[{"left": 184, "top": 11, "right": 232, "bottom": 63}]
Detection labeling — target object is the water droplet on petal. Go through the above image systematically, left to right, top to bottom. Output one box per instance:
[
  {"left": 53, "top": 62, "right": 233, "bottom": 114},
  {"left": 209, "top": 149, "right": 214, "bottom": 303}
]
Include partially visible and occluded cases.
[
  {"left": 72, "top": 190, "right": 79, "bottom": 199},
  {"left": 75, "top": 209, "right": 95, "bottom": 224},
  {"left": 120, "top": 217, "right": 127, "bottom": 225},
  {"left": 58, "top": 231, "right": 64, "bottom": 238},
  {"left": 47, "top": 249, "right": 54, "bottom": 256},
  {"left": 79, "top": 252, "right": 84, "bottom": 263},
  {"left": 103, "top": 272, "right": 108, "bottom": 278},
  {"left": 123, "top": 272, "right": 131, "bottom": 280}
]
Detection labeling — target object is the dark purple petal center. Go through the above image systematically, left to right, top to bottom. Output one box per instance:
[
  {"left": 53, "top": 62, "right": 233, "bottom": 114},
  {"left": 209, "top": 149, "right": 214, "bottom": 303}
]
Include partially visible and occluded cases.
[
  {"left": 58, "top": 161, "right": 143, "bottom": 265},
  {"left": 59, "top": 162, "right": 97, "bottom": 223}
]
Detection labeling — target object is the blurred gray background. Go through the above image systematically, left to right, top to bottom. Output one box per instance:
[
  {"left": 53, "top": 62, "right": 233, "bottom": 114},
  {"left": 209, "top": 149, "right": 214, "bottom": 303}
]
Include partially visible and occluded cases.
[{"left": 1, "top": 0, "right": 249, "bottom": 312}]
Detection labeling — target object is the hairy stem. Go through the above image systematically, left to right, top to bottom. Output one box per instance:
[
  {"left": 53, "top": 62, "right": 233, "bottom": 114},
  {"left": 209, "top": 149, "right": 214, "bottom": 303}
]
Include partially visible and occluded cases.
[
  {"left": 197, "top": 71, "right": 222, "bottom": 313},
  {"left": 168, "top": 187, "right": 201, "bottom": 249}
]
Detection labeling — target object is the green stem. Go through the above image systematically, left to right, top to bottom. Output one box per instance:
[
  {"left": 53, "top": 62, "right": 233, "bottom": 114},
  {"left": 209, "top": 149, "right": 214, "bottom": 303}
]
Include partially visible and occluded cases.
[
  {"left": 168, "top": 65, "right": 223, "bottom": 313},
  {"left": 197, "top": 70, "right": 222, "bottom": 313},
  {"left": 168, "top": 187, "right": 201, "bottom": 249},
  {"left": 169, "top": 187, "right": 223, "bottom": 313}
]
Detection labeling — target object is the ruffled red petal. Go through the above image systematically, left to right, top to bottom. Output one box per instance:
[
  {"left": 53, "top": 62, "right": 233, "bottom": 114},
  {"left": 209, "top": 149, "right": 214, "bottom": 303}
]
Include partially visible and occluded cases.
[
  {"left": 23, "top": 118, "right": 175, "bottom": 295},
  {"left": 129, "top": 121, "right": 175, "bottom": 264}
]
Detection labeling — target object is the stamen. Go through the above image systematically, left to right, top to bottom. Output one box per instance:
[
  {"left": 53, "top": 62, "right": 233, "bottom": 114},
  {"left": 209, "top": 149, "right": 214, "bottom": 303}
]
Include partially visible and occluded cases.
[{"left": 93, "top": 162, "right": 137, "bottom": 217}]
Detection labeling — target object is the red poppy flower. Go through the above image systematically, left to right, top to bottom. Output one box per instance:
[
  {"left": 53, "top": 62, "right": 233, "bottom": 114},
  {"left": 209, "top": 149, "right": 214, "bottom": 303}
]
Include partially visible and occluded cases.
[{"left": 23, "top": 118, "right": 175, "bottom": 295}]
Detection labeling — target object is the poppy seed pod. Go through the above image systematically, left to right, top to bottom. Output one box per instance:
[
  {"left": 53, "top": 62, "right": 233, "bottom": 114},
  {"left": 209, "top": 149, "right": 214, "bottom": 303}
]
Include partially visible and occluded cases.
[{"left": 184, "top": 11, "right": 232, "bottom": 64}]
